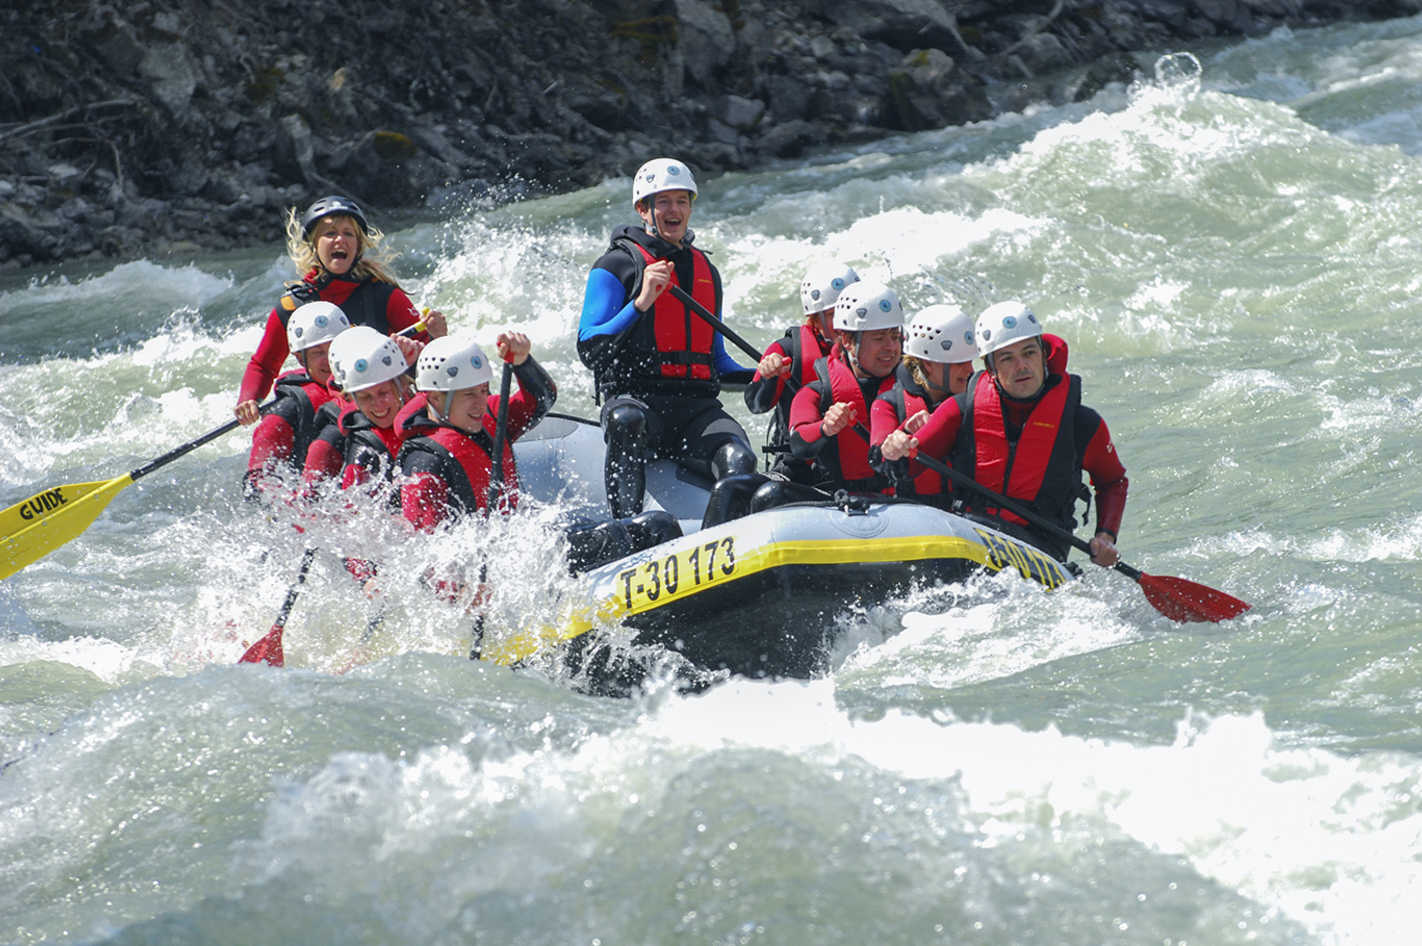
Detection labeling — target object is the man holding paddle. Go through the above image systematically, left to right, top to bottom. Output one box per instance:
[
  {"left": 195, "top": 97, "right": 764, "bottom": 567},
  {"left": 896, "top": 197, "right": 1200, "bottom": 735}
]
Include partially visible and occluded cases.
[
  {"left": 577, "top": 158, "right": 756, "bottom": 519},
  {"left": 879, "top": 301, "right": 1128, "bottom": 567}
]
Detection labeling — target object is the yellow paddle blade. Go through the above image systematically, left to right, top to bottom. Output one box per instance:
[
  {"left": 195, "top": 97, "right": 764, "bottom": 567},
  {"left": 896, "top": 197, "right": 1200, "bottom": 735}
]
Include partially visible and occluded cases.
[{"left": 0, "top": 475, "right": 135, "bottom": 580}]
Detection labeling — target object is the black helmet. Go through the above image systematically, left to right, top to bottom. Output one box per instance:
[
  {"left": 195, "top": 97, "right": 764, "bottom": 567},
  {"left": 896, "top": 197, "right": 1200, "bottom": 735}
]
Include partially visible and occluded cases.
[{"left": 300, "top": 195, "right": 368, "bottom": 239}]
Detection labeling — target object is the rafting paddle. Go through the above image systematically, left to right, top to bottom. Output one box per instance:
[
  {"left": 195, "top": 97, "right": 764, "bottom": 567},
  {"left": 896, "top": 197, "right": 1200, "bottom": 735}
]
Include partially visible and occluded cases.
[
  {"left": 669, "top": 284, "right": 1250, "bottom": 623},
  {"left": 0, "top": 320, "right": 435, "bottom": 582},
  {"left": 469, "top": 352, "right": 516, "bottom": 660},
  {"left": 0, "top": 400, "right": 281, "bottom": 581},
  {"left": 238, "top": 547, "right": 317, "bottom": 666}
]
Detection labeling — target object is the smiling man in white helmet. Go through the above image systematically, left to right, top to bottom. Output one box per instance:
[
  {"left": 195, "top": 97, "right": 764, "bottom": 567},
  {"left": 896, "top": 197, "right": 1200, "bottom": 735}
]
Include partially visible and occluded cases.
[
  {"left": 576, "top": 158, "right": 756, "bottom": 520},
  {"left": 879, "top": 301, "right": 1128, "bottom": 566},
  {"left": 397, "top": 331, "right": 555, "bottom": 527}
]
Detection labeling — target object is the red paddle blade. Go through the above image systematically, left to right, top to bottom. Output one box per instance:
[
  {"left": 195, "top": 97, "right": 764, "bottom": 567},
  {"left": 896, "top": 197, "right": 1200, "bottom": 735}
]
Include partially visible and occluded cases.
[
  {"left": 1137, "top": 573, "right": 1251, "bottom": 623},
  {"left": 238, "top": 627, "right": 285, "bottom": 667}
]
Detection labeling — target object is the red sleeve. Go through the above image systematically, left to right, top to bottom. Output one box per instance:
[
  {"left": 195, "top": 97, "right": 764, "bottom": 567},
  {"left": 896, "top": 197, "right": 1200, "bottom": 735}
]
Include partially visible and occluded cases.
[
  {"left": 385, "top": 289, "right": 428, "bottom": 340},
  {"left": 239, "top": 307, "right": 293, "bottom": 404},
  {"left": 745, "top": 339, "right": 791, "bottom": 414},
  {"left": 788, "top": 381, "right": 826, "bottom": 443},
  {"left": 490, "top": 388, "right": 540, "bottom": 442},
  {"left": 869, "top": 393, "right": 900, "bottom": 447},
  {"left": 909, "top": 396, "right": 964, "bottom": 462},
  {"left": 247, "top": 414, "right": 294, "bottom": 473},
  {"left": 1081, "top": 419, "right": 1128, "bottom": 539},
  {"left": 302, "top": 437, "right": 344, "bottom": 486},
  {"left": 340, "top": 463, "right": 369, "bottom": 491},
  {"left": 402, "top": 472, "right": 450, "bottom": 533}
]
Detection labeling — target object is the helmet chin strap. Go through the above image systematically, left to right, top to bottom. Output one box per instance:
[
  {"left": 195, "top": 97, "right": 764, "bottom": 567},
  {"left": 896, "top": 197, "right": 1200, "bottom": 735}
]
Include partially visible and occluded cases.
[
  {"left": 844, "top": 332, "right": 866, "bottom": 376},
  {"left": 924, "top": 371, "right": 954, "bottom": 397}
]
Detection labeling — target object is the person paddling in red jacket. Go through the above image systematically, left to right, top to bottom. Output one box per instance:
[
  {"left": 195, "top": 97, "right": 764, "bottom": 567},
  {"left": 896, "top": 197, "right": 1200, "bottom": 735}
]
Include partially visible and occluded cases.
[
  {"left": 234, "top": 195, "right": 445, "bottom": 426},
  {"left": 744, "top": 260, "right": 859, "bottom": 485},
  {"left": 242, "top": 300, "right": 351, "bottom": 501},
  {"left": 879, "top": 301, "right": 1127, "bottom": 566},
  {"left": 868, "top": 303, "right": 979, "bottom": 509},
  {"left": 398, "top": 332, "right": 556, "bottom": 529},
  {"left": 398, "top": 333, "right": 678, "bottom": 604}
]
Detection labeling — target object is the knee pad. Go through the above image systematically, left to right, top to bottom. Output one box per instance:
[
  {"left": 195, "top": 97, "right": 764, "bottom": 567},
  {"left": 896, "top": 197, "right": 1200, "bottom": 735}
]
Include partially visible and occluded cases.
[
  {"left": 604, "top": 403, "right": 648, "bottom": 452},
  {"left": 604, "top": 404, "right": 649, "bottom": 518},
  {"left": 710, "top": 438, "right": 757, "bottom": 480},
  {"left": 700, "top": 473, "right": 769, "bottom": 530},
  {"left": 625, "top": 511, "right": 683, "bottom": 551},
  {"left": 566, "top": 518, "right": 633, "bottom": 574}
]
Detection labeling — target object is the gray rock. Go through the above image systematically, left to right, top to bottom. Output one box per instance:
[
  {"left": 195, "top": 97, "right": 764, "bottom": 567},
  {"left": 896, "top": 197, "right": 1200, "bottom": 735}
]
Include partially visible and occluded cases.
[
  {"left": 674, "top": 0, "right": 735, "bottom": 88},
  {"left": 818, "top": 0, "right": 962, "bottom": 54},
  {"left": 80, "top": 14, "right": 145, "bottom": 76},
  {"left": 1015, "top": 32, "right": 1075, "bottom": 75},
  {"left": 138, "top": 43, "right": 198, "bottom": 114},
  {"left": 766, "top": 74, "right": 812, "bottom": 121},
  {"left": 714, "top": 95, "right": 766, "bottom": 131},
  {"left": 755, "top": 119, "right": 824, "bottom": 158}
]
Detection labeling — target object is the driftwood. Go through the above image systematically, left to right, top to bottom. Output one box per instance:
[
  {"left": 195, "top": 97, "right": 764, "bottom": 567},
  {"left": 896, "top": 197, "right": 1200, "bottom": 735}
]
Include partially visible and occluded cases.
[{"left": 0, "top": 100, "right": 135, "bottom": 146}]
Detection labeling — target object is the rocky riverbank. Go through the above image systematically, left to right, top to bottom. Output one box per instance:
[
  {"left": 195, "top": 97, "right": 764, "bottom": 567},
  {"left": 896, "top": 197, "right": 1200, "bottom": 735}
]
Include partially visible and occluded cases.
[{"left": 2, "top": 0, "right": 1416, "bottom": 270}]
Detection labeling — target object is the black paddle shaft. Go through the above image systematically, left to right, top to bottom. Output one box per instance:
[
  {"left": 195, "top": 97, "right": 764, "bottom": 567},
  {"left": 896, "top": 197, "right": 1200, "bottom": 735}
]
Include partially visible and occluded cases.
[
  {"left": 666, "top": 284, "right": 1133, "bottom": 574},
  {"left": 487, "top": 359, "right": 515, "bottom": 511},
  {"left": 127, "top": 398, "right": 277, "bottom": 482}
]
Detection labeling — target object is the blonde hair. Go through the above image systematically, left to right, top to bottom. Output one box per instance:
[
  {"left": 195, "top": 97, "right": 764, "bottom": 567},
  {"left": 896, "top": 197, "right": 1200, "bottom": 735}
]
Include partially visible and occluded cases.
[
  {"left": 283, "top": 206, "right": 400, "bottom": 285},
  {"left": 904, "top": 354, "right": 930, "bottom": 389}
]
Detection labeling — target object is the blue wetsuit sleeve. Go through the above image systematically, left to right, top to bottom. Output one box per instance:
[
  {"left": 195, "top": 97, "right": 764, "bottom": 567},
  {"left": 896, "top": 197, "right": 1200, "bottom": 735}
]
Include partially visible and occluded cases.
[
  {"left": 578, "top": 268, "right": 641, "bottom": 341},
  {"left": 713, "top": 333, "right": 753, "bottom": 381}
]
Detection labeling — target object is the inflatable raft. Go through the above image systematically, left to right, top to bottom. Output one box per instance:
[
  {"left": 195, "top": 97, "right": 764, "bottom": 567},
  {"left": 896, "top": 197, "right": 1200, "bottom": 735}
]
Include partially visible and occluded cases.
[{"left": 488, "top": 414, "right": 1075, "bottom": 681}]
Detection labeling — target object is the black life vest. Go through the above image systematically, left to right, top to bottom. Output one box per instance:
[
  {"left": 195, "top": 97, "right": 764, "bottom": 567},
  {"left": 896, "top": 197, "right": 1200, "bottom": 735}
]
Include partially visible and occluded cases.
[
  {"left": 599, "top": 238, "right": 720, "bottom": 399},
  {"left": 277, "top": 276, "right": 397, "bottom": 335},
  {"left": 764, "top": 323, "right": 833, "bottom": 454},
  {"left": 267, "top": 372, "right": 335, "bottom": 475},
  {"left": 340, "top": 409, "right": 405, "bottom": 489}
]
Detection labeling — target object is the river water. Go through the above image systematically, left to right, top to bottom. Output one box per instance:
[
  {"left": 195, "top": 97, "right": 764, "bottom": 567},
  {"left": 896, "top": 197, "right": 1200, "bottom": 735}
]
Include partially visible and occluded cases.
[{"left": 5, "top": 18, "right": 1422, "bottom": 945}]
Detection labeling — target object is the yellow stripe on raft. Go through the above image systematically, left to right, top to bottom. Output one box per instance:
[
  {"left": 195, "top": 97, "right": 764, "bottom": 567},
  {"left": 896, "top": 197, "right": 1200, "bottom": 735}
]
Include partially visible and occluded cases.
[{"left": 480, "top": 530, "right": 1067, "bottom": 666}]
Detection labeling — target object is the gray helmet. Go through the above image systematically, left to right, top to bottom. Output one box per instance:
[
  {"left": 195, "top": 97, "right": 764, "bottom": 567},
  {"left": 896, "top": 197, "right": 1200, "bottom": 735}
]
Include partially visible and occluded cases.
[{"left": 300, "top": 195, "right": 368, "bottom": 239}]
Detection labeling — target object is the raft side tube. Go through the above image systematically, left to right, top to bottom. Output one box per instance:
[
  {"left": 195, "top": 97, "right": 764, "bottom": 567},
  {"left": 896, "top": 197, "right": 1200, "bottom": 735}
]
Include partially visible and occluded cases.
[{"left": 480, "top": 503, "right": 1075, "bottom": 677}]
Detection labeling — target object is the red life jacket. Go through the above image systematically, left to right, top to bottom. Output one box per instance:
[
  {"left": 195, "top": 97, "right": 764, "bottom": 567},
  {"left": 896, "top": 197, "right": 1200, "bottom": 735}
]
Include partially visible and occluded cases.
[
  {"left": 625, "top": 242, "right": 717, "bottom": 386},
  {"left": 763, "top": 322, "right": 834, "bottom": 453},
  {"left": 810, "top": 348, "right": 896, "bottom": 489},
  {"left": 880, "top": 365, "right": 946, "bottom": 498},
  {"left": 951, "top": 369, "right": 1083, "bottom": 531},
  {"left": 401, "top": 411, "right": 522, "bottom": 522}
]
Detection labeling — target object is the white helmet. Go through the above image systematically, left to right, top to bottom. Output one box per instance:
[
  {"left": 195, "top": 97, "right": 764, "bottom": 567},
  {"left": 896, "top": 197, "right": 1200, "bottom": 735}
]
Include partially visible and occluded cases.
[
  {"left": 632, "top": 158, "right": 698, "bottom": 207},
  {"left": 800, "top": 260, "right": 860, "bottom": 316},
  {"left": 833, "top": 280, "right": 903, "bottom": 333},
  {"left": 286, "top": 301, "right": 350, "bottom": 353},
  {"left": 975, "top": 301, "right": 1043, "bottom": 360},
  {"left": 906, "top": 305, "right": 979, "bottom": 364},
  {"left": 328, "top": 326, "right": 407, "bottom": 393},
  {"left": 416, "top": 335, "right": 493, "bottom": 392}
]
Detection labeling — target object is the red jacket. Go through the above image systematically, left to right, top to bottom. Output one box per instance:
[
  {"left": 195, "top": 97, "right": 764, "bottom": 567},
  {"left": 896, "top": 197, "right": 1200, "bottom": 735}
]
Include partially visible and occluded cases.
[{"left": 238, "top": 271, "right": 426, "bottom": 404}]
